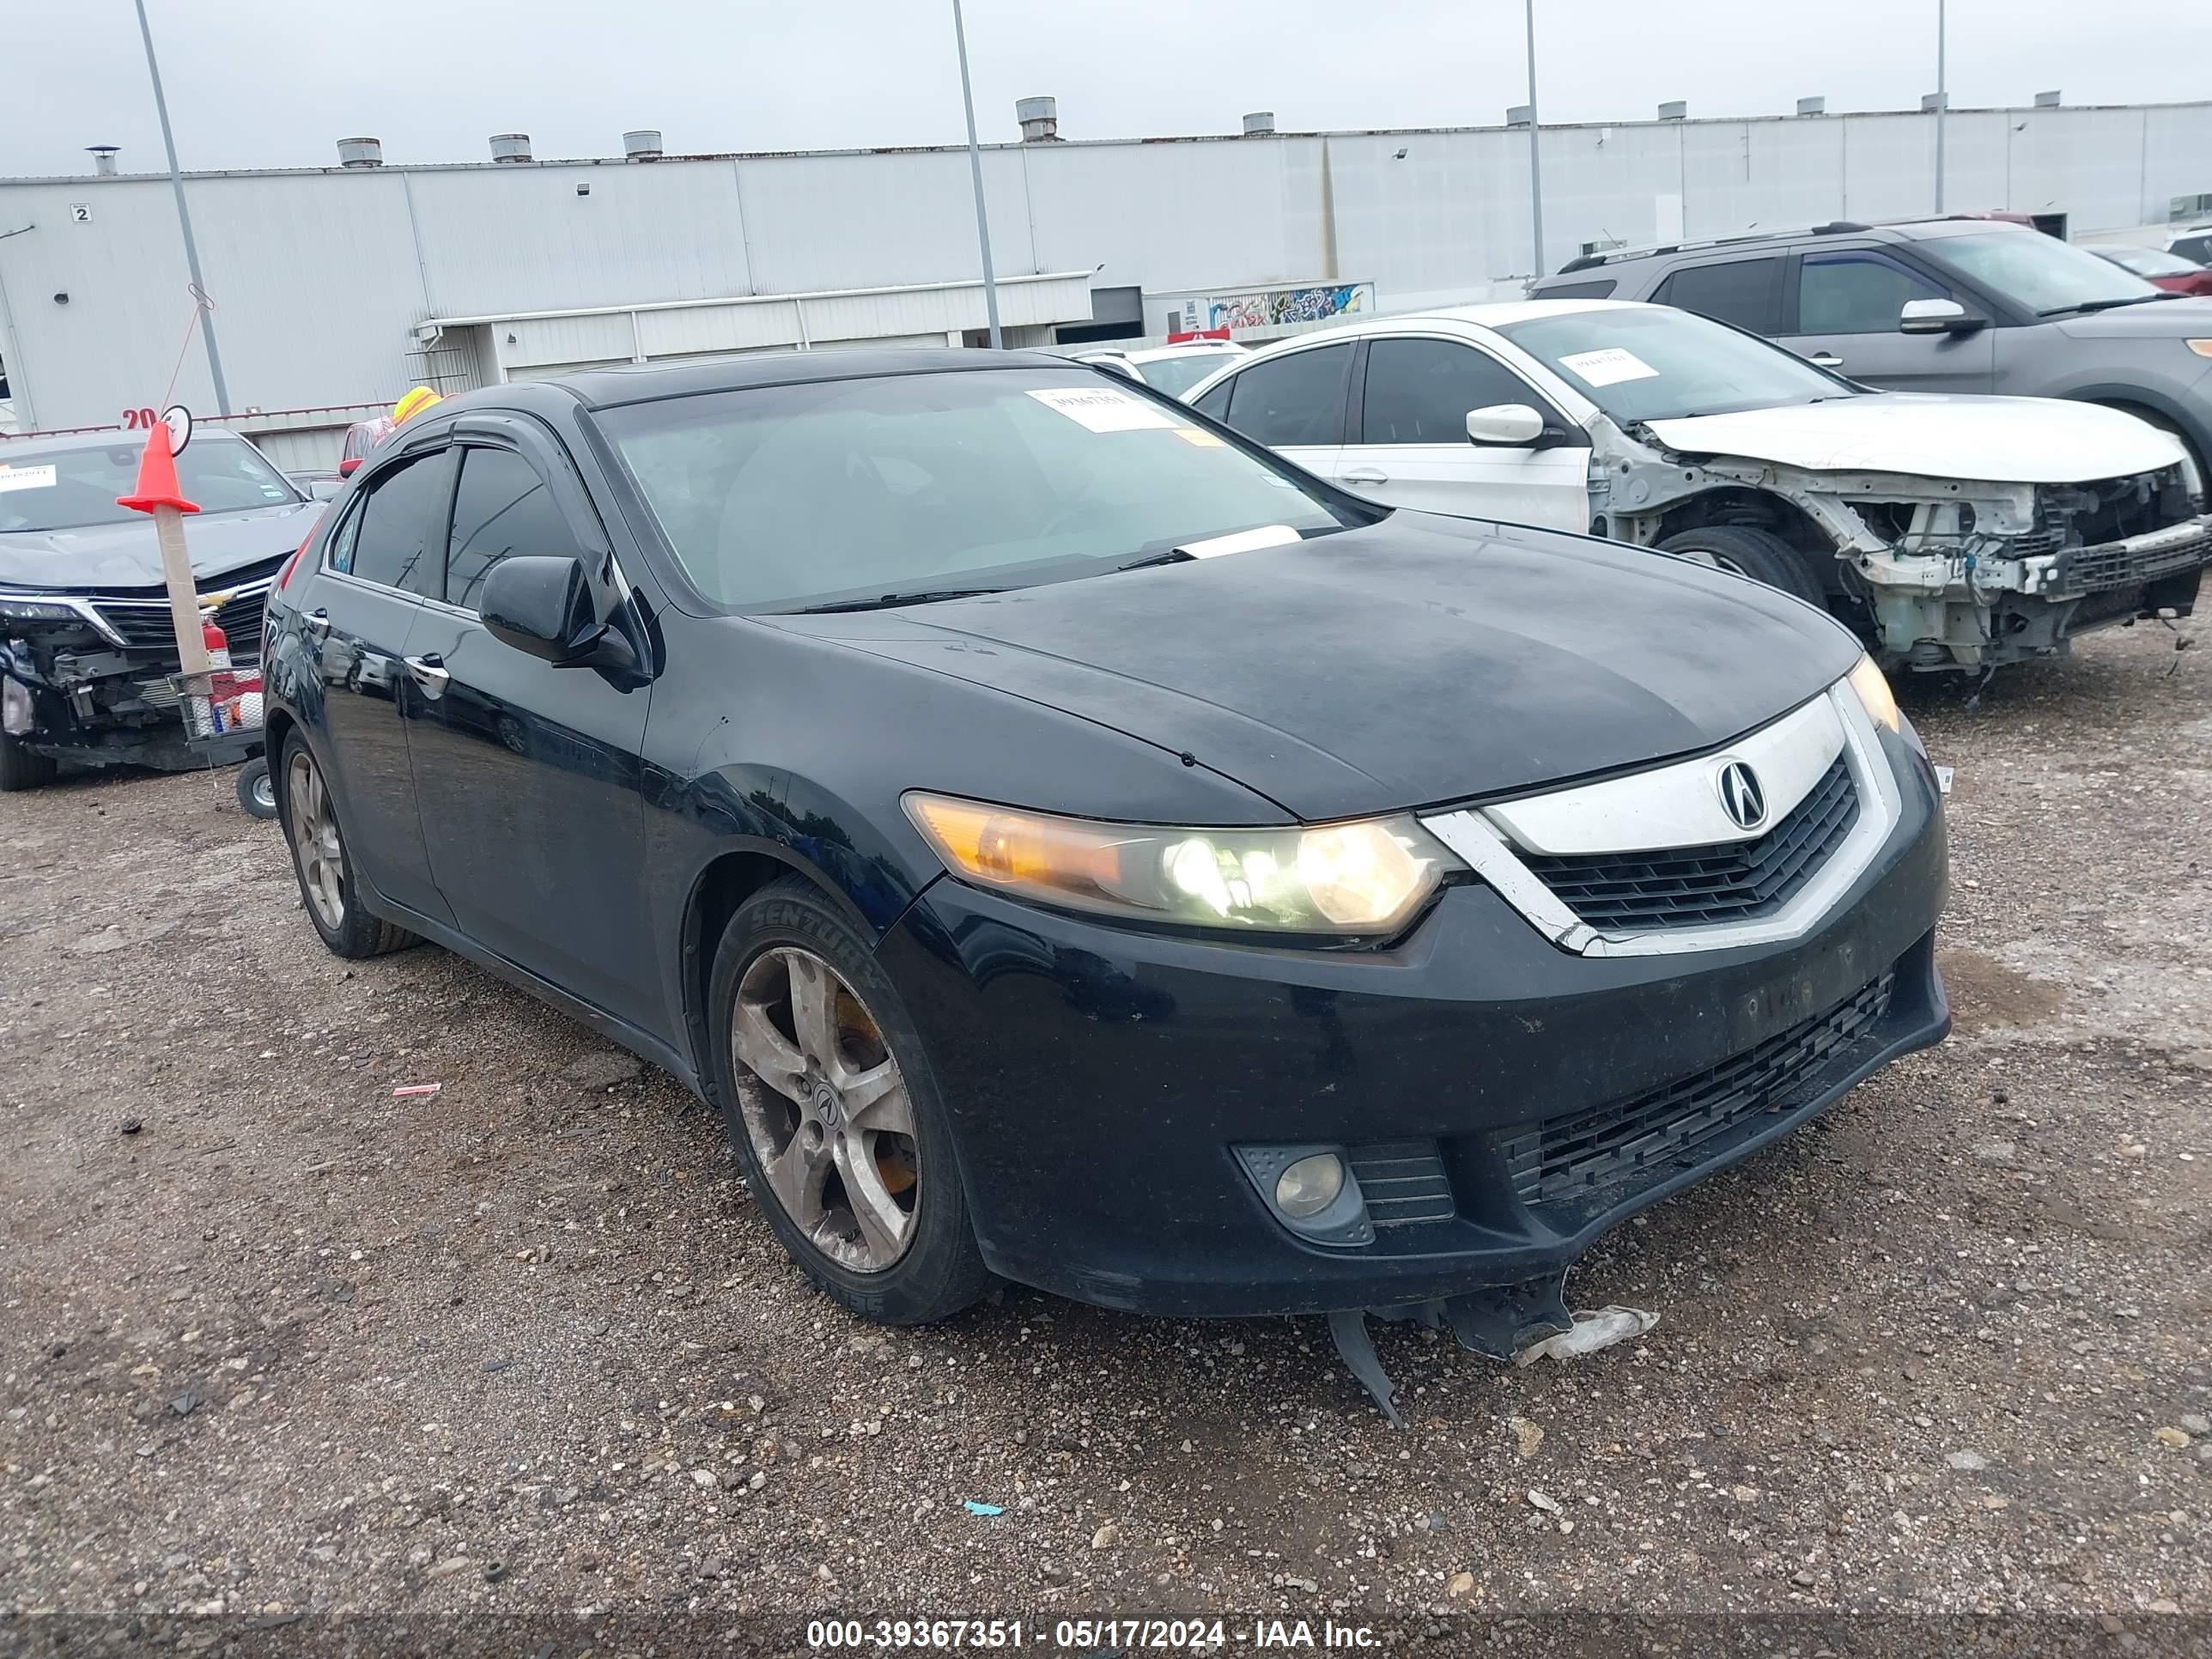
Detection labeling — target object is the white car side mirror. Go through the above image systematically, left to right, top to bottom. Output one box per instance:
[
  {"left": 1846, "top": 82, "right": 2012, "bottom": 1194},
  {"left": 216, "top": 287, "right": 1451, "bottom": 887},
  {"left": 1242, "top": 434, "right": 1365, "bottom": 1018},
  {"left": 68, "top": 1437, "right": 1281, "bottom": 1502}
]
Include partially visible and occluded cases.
[{"left": 1465, "top": 404, "right": 1547, "bottom": 446}]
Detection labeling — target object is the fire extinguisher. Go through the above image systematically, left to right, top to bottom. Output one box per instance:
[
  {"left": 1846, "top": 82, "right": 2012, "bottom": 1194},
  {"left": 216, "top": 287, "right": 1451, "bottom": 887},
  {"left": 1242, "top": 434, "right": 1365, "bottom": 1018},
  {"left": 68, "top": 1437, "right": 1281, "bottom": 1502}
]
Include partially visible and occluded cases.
[{"left": 203, "top": 614, "right": 235, "bottom": 728}]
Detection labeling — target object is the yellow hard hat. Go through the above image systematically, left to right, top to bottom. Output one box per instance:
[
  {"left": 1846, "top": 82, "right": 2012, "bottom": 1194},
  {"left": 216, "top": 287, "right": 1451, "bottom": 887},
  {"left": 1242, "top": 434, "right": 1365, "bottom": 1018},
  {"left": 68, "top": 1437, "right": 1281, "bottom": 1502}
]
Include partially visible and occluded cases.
[{"left": 391, "top": 386, "right": 443, "bottom": 425}]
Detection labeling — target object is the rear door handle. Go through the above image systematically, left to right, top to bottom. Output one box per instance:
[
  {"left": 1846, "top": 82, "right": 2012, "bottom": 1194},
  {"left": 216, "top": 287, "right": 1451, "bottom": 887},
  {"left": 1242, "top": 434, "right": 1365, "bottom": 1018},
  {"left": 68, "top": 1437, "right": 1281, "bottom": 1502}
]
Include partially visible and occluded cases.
[
  {"left": 1808, "top": 352, "right": 1844, "bottom": 369},
  {"left": 1340, "top": 468, "right": 1389, "bottom": 485},
  {"left": 302, "top": 607, "right": 331, "bottom": 638},
  {"left": 404, "top": 653, "right": 450, "bottom": 698}
]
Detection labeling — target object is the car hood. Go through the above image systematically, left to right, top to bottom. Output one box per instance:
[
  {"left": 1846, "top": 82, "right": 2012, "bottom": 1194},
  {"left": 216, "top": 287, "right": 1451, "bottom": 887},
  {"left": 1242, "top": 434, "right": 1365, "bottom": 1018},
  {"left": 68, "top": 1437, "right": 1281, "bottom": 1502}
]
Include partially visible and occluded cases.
[
  {"left": 2050, "top": 294, "right": 2212, "bottom": 338},
  {"left": 1643, "top": 392, "right": 2185, "bottom": 484},
  {"left": 0, "top": 501, "right": 321, "bottom": 592},
  {"left": 764, "top": 514, "right": 1861, "bottom": 822}
]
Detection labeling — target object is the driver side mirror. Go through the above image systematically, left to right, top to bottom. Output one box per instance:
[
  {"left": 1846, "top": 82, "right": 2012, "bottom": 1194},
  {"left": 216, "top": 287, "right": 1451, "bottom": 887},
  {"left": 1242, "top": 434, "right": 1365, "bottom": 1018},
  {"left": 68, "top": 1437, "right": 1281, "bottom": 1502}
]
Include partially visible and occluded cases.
[
  {"left": 1899, "top": 297, "right": 1987, "bottom": 336},
  {"left": 1465, "top": 404, "right": 1550, "bottom": 447},
  {"left": 481, "top": 555, "right": 634, "bottom": 672}
]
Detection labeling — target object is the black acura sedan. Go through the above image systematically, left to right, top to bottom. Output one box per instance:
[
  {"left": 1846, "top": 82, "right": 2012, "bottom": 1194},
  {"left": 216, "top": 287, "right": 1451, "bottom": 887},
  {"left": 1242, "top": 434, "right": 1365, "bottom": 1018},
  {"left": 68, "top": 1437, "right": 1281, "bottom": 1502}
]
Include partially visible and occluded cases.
[{"left": 262, "top": 350, "right": 1947, "bottom": 1402}]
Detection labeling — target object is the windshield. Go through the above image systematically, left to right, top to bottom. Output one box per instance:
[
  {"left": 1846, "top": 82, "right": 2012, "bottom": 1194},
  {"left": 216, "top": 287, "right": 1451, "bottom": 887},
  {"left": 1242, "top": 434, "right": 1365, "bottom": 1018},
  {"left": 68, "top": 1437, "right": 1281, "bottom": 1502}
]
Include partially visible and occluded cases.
[
  {"left": 1920, "top": 229, "right": 2164, "bottom": 314},
  {"left": 2094, "top": 245, "right": 2203, "bottom": 279},
  {"left": 1495, "top": 305, "right": 1846, "bottom": 423},
  {"left": 1139, "top": 352, "right": 1242, "bottom": 398},
  {"left": 599, "top": 367, "right": 1364, "bottom": 611},
  {"left": 0, "top": 435, "right": 301, "bottom": 533}
]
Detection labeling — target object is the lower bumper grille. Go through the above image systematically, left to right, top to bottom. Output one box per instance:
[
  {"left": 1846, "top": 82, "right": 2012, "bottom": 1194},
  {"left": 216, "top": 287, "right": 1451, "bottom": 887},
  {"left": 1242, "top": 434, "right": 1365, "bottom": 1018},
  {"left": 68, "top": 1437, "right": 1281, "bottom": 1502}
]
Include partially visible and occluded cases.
[
  {"left": 2051, "top": 526, "right": 2212, "bottom": 598},
  {"left": 1517, "top": 755, "right": 1858, "bottom": 932},
  {"left": 1504, "top": 969, "right": 1896, "bottom": 1208},
  {"left": 1346, "top": 1141, "right": 1455, "bottom": 1230}
]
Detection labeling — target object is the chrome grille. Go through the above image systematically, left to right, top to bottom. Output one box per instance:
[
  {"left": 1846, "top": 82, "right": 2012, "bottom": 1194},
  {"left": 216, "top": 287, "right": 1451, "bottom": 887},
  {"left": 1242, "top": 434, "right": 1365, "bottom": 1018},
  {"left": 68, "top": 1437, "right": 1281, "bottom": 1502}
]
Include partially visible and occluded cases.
[
  {"left": 1517, "top": 756, "right": 1857, "bottom": 932},
  {"left": 1504, "top": 969, "right": 1896, "bottom": 1208}
]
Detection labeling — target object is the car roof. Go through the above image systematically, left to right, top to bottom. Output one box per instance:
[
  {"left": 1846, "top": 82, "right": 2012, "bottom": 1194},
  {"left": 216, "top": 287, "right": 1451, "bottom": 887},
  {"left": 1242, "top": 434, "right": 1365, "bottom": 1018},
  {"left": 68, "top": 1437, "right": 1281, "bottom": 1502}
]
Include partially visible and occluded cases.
[
  {"left": 1545, "top": 214, "right": 2028, "bottom": 277},
  {"left": 549, "top": 346, "right": 1080, "bottom": 410},
  {"left": 0, "top": 427, "right": 257, "bottom": 461}
]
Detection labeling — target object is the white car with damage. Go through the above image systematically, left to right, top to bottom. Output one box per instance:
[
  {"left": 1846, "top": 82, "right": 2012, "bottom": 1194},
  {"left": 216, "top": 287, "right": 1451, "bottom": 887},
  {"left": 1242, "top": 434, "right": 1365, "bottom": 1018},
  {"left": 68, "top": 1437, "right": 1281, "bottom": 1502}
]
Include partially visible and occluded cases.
[{"left": 1182, "top": 299, "right": 2212, "bottom": 671}]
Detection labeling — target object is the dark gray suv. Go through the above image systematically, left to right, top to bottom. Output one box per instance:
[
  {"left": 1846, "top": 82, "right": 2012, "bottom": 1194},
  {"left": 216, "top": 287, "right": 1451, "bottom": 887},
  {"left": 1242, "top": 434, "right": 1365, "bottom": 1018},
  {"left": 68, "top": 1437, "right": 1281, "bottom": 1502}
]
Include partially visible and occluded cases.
[{"left": 1532, "top": 218, "right": 2212, "bottom": 486}]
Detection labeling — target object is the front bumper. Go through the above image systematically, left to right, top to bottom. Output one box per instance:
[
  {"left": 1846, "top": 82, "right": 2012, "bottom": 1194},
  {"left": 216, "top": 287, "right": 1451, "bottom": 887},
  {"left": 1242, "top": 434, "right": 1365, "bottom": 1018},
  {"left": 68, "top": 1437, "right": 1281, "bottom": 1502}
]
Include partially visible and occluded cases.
[{"left": 878, "top": 733, "right": 1949, "bottom": 1318}]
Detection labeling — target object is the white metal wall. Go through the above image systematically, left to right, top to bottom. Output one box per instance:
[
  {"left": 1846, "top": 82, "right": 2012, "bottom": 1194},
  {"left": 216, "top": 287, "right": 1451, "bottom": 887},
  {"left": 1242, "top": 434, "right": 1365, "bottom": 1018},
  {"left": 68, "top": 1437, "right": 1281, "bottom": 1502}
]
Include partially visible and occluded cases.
[{"left": 5, "top": 101, "right": 2210, "bottom": 430}]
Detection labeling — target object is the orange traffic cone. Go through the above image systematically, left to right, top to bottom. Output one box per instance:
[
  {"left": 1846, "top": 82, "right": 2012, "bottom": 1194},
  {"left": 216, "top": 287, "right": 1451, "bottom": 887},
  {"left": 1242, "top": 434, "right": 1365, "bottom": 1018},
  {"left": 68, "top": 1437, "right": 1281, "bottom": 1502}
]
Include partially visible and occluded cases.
[{"left": 115, "top": 421, "right": 199, "bottom": 516}]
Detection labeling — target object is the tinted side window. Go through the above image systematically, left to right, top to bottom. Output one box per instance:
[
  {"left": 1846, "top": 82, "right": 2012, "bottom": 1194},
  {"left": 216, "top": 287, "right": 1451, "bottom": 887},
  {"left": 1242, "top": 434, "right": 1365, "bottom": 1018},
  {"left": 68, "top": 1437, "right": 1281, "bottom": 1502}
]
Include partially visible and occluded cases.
[
  {"left": 1797, "top": 250, "right": 1948, "bottom": 334},
  {"left": 1653, "top": 257, "right": 1783, "bottom": 332},
  {"left": 1359, "top": 339, "right": 1539, "bottom": 445},
  {"left": 1220, "top": 344, "right": 1352, "bottom": 447},
  {"left": 1191, "top": 378, "right": 1232, "bottom": 423},
  {"left": 447, "top": 447, "right": 579, "bottom": 612},
  {"left": 349, "top": 453, "right": 451, "bottom": 599}
]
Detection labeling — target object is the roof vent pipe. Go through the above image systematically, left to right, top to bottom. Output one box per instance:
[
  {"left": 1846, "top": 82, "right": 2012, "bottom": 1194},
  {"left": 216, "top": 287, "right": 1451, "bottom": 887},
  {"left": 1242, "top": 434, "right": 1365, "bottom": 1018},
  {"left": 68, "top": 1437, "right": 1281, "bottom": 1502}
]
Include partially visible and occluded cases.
[
  {"left": 2033, "top": 89, "right": 2062, "bottom": 108},
  {"left": 1921, "top": 92, "right": 1948, "bottom": 112},
  {"left": 1016, "top": 96, "right": 1060, "bottom": 142},
  {"left": 1796, "top": 96, "right": 1826, "bottom": 117},
  {"left": 1657, "top": 100, "right": 1687, "bottom": 121},
  {"left": 1504, "top": 105, "right": 1532, "bottom": 128},
  {"left": 1242, "top": 111, "right": 1275, "bottom": 137},
  {"left": 623, "top": 129, "right": 663, "bottom": 161},
  {"left": 490, "top": 132, "right": 532, "bottom": 162},
  {"left": 337, "top": 136, "right": 383, "bottom": 167},
  {"left": 88, "top": 144, "right": 120, "bottom": 175}
]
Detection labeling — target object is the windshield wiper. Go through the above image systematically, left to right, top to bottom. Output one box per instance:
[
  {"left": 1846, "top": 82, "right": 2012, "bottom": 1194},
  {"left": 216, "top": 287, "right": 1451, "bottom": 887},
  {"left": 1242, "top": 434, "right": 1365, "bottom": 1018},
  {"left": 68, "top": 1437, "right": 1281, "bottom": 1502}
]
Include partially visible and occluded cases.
[
  {"left": 2037, "top": 294, "right": 2176, "bottom": 317},
  {"left": 1115, "top": 548, "right": 1194, "bottom": 570},
  {"left": 793, "top": 586, "right": 1008, "bottom": 614}
]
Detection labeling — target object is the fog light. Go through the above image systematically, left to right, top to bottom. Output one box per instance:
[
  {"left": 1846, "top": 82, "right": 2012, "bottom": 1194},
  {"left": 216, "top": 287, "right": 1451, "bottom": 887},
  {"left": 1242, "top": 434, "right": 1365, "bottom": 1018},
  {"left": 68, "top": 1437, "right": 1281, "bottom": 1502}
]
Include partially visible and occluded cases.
[
  {"left": 1, "top": 677, "right": 32, "bottom": 737},
  {"left": 1275, "top": 1153, "right": 1345, "bottom": 1218}
]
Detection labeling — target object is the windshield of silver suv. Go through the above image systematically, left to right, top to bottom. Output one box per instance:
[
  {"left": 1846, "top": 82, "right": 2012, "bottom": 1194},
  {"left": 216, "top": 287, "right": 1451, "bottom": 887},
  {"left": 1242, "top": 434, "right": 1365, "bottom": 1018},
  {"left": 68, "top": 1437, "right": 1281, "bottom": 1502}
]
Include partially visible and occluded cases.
[
  {"left": 1919, "top": 228, "right": 2171, "bottom": 317},
  {"left": 1496, "top": 304, "right": 1850, "bottom": 424},
  {"left": 600, "top": 367, "right": 1369, "bottom": 611}
]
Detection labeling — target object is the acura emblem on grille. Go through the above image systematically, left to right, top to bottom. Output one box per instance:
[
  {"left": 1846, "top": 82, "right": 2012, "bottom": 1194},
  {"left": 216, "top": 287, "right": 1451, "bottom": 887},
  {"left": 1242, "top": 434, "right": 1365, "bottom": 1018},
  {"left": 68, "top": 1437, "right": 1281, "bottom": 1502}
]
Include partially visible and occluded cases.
[{"left": 1716, "top": 761, "right": 1766, "bottom": 831}]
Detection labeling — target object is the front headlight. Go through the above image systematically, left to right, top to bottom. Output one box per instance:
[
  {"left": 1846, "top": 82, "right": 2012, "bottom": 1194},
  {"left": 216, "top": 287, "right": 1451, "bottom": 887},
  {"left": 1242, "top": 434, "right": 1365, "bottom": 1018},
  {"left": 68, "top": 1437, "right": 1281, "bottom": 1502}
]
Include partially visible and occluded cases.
[
  {"left": 0, "top": 593, "right": 85, "bottom": 626},
  {"left": 1844, "top": 654, "right": 1899, "bottom": 734},
  {"left": 903, "top": 793, "right": 1459, "bottom": 936}
]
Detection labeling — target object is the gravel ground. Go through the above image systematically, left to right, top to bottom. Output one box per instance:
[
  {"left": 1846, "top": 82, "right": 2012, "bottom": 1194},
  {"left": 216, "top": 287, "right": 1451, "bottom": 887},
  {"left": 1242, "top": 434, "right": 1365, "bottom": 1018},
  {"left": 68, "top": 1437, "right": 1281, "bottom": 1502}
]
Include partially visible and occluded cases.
[{"left": 2, "top": 626, "right": 2209, "bottom": 1652}]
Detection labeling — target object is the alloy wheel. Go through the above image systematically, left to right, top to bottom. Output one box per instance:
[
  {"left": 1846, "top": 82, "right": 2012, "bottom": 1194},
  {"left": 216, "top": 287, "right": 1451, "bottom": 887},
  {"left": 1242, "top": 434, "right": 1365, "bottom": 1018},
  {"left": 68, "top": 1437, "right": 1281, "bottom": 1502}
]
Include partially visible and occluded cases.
[
  {"left": 287, "top": 750, "right": 346, "bottom": 931},
  {"left": 729, "top": 947, "right": 921, "bottom": 1273}
]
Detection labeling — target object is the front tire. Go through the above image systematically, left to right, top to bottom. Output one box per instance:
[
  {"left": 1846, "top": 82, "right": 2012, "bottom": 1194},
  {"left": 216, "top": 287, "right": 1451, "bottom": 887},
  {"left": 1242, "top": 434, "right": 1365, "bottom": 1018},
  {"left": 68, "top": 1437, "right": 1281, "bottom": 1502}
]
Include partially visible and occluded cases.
[
  {"left": 1657, "top": 523, "right": 1827, "bottom": 610},
  {"left": 276, "top": 731, "right": 418, "bottom": 959},
  {"left": 0, "top": 732, "right": 58, "bottom": 793},
  {"left": 708, "top": 875, "right": 990, "bottom": 1326}
]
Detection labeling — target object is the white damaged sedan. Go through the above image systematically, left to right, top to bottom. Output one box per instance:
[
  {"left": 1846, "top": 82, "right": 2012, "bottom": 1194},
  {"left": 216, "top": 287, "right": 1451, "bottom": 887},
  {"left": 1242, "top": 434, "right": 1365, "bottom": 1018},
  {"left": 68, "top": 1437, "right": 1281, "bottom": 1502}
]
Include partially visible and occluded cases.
[{"left": 1185, "top": 300, "right": 2212, "bottom": 672}]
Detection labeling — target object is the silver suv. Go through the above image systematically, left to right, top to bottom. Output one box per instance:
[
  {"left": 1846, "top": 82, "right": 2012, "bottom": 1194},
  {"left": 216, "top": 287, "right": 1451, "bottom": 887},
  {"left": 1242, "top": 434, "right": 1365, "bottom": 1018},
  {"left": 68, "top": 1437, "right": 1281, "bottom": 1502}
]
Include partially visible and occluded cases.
[{"left": 1530, "top": 217, "right": 2212, "bottom": 486}]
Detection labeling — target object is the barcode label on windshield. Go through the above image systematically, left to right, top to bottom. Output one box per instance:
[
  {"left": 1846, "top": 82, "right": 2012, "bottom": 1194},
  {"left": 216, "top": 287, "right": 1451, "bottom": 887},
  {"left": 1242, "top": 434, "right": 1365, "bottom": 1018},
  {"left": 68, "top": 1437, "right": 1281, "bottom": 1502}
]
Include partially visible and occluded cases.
[
  {"left": 1556, "top": 348, "right": 1659, "bottom": 387},
  {"left": 1027, "top": 387, "right": 1179, "bottom": 433},
  {"left": 0, "top": 464, "right": 58, "bottom": 493}
]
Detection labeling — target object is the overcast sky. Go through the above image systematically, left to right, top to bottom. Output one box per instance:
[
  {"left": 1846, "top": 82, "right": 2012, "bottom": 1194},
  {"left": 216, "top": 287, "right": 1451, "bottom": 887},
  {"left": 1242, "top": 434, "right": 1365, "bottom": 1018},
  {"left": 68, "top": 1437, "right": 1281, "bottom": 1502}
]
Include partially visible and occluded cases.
[{"left": 5, "top": 0, "right": 2209, "bottom": 177}]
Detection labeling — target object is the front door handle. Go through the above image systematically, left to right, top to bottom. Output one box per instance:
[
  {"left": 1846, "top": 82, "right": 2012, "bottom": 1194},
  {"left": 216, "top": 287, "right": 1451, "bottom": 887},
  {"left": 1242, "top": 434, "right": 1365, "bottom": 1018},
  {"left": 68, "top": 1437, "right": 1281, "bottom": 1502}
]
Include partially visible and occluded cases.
[
  {"left": 1808, "top": 352, "right": 1844, "bottom": 370},
  {"left": 1340, "top": 468, "right": 1389, "bottom": 485},
  {"left": 302, "top": 607, "right": 331, "bottom": 639},
  {"left": 404, "top": 653, "right": 450, "bottom": 698}
]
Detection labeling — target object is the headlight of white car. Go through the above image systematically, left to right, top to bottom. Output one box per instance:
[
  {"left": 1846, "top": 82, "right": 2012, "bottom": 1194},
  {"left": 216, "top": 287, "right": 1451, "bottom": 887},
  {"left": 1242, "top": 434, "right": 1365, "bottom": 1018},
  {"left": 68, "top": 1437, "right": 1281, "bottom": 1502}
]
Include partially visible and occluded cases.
[{"left": 903, "top": 793, "right": 1462, "bottom": 935}]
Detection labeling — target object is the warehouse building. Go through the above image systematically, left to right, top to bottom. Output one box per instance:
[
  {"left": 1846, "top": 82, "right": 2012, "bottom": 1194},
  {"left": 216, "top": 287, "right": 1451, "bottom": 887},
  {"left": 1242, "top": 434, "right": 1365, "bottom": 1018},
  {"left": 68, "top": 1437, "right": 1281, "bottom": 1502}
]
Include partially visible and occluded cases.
[{"left": 3, "top": 96, "right": 2209, "bottom": 465}]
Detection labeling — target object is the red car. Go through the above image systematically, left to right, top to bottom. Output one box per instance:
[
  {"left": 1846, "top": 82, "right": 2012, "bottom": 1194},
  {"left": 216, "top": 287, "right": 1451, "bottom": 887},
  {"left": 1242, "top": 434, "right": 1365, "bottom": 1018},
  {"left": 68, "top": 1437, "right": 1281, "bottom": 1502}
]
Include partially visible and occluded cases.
[{"left": 2084, "top": 244, "right": 2212, "bottom": 297}]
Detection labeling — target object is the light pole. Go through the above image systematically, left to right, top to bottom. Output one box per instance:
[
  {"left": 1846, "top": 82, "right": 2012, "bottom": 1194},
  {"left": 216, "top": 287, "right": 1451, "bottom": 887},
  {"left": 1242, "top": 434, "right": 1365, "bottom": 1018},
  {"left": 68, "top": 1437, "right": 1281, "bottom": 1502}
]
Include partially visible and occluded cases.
[
  {"left": 131, "top": 0, "right": 231, "bottom": 414},
  {"left": 950, "top": 0, "right": 1003, "bottom": 349},
  {"left": 1522, "top": 0, "right": 1546, "bottom": 280},
  {"left": 1933, "top": 0, "right": 1948, "bottom": 213}
]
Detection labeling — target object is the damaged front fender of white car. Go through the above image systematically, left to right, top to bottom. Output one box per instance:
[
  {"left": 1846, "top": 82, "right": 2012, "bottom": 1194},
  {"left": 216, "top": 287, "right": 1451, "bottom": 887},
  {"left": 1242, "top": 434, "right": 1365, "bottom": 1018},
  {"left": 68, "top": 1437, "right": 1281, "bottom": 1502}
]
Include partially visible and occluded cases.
[{"left": 1601, "top": 393, "right": 2212, "bottom": 672}]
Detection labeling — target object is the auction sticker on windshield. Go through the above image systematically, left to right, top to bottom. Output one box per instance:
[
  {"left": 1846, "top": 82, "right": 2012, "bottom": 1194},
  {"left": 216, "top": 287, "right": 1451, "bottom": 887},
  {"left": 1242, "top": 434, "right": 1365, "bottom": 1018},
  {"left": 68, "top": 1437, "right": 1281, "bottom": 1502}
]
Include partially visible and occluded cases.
[
  {"left": 1556, "top": 348, "right": 1659, "bottom": 387},
  {"left": 1027, "top": 386, "right": 1179, "bottom": 432},
  {"left": 0, "top": 464, "right": 58, "bottom": 494}
]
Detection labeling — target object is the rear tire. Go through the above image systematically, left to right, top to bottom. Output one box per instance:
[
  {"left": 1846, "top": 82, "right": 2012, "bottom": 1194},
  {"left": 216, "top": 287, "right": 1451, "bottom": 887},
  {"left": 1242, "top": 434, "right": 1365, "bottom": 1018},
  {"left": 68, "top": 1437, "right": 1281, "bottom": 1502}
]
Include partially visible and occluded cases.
[
  {"left": 1657, "top": 523, "right": 1828, "bottom": 610},
  {"left": 276, "top": 730, "right": 419, "bottom": 959},
  {"left": 0, "top": 732, "right": 58, "bottom": 793},
  {"left": 708, "top": 875, "right": 991, "bottom": 1326}
]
